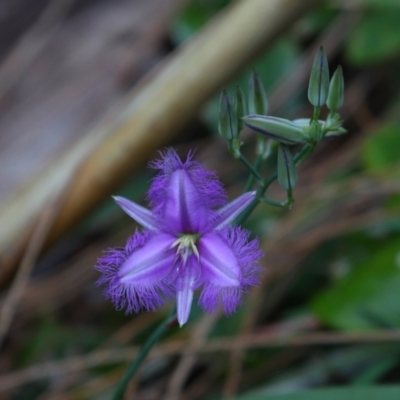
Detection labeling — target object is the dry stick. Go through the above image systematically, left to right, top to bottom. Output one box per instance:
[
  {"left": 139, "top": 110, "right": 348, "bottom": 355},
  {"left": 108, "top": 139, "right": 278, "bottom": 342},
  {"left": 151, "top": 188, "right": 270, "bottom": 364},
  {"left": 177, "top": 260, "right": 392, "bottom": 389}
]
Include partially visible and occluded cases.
[
  {"left": 0, "top": 0, "right": 321, "bottom": 282},
  {"left": 0, "top": 0, "right": 76, "bottom": 100},
  {"left": 163, "top": 313, "right": 220, "bottom": 400},
  {"left": 2, "top": 329, "right": 400, "bottom": 393}
]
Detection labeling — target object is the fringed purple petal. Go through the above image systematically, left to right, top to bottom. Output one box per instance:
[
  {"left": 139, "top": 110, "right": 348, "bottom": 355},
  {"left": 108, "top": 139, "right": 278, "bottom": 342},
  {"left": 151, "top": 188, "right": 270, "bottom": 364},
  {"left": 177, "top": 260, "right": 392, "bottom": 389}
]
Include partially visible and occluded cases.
[
  {"left": 148, "top": 149, "right": 226, "bottom": 232},
  {"left": 162, "top": 168, "right": 211, "bottom": 233},
  {"left": 113, "top": 196, "right": 159, "bottom": 230},
  {"left": 198, "top": 227, "right": 262, "bottom": 315},
  {"left": 96, "top": 230, "right": 175, "bottom": 313},
  {"left": 198, "top": 232, "right": 241, "bottom": 287},
  {"left": 119, "top": 233, "right": 175, "bottom": 284},
  {"left": 199, "top": 286, "right": 242, "bottom": 315}
]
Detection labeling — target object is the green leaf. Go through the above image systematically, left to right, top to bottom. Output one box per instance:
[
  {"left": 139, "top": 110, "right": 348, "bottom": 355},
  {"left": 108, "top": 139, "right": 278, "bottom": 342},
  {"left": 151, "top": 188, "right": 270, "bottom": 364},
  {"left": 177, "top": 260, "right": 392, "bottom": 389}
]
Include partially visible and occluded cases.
[
  {"left": 346, "top": 9, "right": 400, "bottom": 65},
  {"left": 311, "top": 238, "right": 400, "bottom": 329},
  {"left": 233, "top": 386, "right": 400, "bottom": 400}
]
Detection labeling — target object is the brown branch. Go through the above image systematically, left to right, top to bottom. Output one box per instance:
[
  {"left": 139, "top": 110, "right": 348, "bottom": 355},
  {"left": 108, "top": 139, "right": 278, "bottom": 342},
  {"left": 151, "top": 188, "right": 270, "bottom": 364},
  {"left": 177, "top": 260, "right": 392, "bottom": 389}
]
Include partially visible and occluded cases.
[{"left": 2, "top": 328, "right": 400, "bottom": 393}]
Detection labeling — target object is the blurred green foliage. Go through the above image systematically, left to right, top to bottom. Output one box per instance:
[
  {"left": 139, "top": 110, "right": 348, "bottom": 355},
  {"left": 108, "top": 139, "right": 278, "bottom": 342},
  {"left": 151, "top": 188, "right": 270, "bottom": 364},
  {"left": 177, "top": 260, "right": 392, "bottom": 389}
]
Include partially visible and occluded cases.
[
  {"left": 346, "top": 8, "right": 400, "bottom": 65},
  {"left": 361, "top": 123, "right": 400, "bottom": 174},
  {"left": 312, "top": 237, "right": 400, "bottom": 329},
  {"left": 235, "top": 386, "right": 400, "bottom": 400}
]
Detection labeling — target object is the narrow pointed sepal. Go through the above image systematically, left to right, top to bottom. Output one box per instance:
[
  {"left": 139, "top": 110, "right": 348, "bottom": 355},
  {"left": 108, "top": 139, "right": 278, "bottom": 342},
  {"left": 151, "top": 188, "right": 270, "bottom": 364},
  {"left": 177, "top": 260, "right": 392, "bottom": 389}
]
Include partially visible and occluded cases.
[
  {"left": 213, "top": 191, "right": 256, "bottom": 229},
  {"left": 113, "top": 196, "right": 159, "bottom": 230},
  {"left": 176, "top": 265, "right": 196, "bottom": 326}
]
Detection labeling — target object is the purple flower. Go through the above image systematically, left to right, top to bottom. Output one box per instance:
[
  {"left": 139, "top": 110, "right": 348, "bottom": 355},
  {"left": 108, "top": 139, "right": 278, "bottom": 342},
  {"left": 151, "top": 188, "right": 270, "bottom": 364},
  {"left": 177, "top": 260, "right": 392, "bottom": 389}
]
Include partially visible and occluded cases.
[{"left": 96, "top": 149, "right": 262, "bottom": 326}]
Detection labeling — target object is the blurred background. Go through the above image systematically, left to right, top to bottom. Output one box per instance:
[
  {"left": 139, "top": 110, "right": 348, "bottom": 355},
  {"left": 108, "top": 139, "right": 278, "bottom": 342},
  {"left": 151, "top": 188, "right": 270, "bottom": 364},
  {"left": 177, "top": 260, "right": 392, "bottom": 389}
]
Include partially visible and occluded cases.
[{"left": 1, "top": 0, "right": 400, "bottom": 399}]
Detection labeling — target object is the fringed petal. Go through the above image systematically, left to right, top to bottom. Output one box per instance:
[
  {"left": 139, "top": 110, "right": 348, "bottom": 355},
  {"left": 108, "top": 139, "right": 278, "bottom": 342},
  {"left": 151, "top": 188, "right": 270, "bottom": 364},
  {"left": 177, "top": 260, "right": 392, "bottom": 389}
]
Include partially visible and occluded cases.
[
  {"left": 148, "top": 149, "right": 226, "bottom": 233},
  {"left": 198, "top": 227, "right": 262, "bottom": 315},
  {"left": 96, "top": 230, "right": 176, "bottom": 313},
  {"left": 198, "top": 232, "right": 241, "bottom": 287},
  {"left": 119, "top": 233, "right": 175, "bottom": 284}
]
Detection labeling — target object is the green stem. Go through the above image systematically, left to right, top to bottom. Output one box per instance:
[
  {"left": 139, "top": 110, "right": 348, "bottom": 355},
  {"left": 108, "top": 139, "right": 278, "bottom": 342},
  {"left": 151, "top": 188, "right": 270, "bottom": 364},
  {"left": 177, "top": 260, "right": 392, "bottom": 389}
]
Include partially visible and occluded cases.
[
  {"left": 313, "top": 106, "right": 321, "bottom": 121},
  {"left": 234, "top": 144, "right": 314, "bottom": 225},
  {"left": 239, "top": 153, "right": 264, "bottom": 185},
  {"left": 244, "top": 154, "right": 263, "bottom": 192},
  {"left": 261, "top": 188, "right": 294, "bottom": 209},
  {"left": 260, "top": 197, "right": 286, "bottom": 208},
  {"left": 112, "top": 307, "right": 176, "bottom": 400}
]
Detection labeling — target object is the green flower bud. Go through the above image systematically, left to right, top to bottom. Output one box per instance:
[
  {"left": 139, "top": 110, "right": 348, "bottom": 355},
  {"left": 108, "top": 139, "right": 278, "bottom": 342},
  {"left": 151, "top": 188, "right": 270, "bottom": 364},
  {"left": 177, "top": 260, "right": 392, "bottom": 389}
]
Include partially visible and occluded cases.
[
  {"left": 308, "top": 47, "right": 329, "bottom": 107},
  {"left": 327, "top": 66, "right": 344, "bottom": 112},
  {"left": 248, "top": 71, "right": 268, "bottom": 115},
  {"left": 234, "top": 86, "right": 247, "bottom": 131},
  {"left": 218, "top": 89, "right": 238, "bottom": 140},
  {"left": 243, "top": 115, "right": 307, "bottom": 145},
  {"left": 309, "top": 119, "right": 323, "bottom": 142},
  {"left": 325, "top": 127, "right": 347, "bottom": 137},
  {"left": 277, "top": 144, "right": 298, "bottom": 190}
]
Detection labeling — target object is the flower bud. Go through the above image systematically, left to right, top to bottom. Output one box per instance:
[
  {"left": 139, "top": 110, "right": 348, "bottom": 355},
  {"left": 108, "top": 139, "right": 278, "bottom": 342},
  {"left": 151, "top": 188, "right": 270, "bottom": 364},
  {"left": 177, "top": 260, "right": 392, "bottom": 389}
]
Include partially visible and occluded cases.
[
  {"left": 308, "top": 47, "right": 329, "bottom": 107},
  {"left": 327, "top": 66, "right": 344, "bottom": 112},
  {"left": 248, "top": 71, "right": 268, "bottom": 115},
  {"left": 234, "top": 86, "right": 247, "bottom": 131},
  {"left": 218, "top": 89, "right": 238, "bottom": 140},
  {"left": 243, "top": 115, "right": 307, "bottom": 145},
  {"left": 309, "top": 119, "right": 323, "bottom": 142},
  {"left": 325, "top": 127, "right": 347, "bottom": 137},
  {"left": 277, "top": 144, "right": 298, "bottom": 190}
]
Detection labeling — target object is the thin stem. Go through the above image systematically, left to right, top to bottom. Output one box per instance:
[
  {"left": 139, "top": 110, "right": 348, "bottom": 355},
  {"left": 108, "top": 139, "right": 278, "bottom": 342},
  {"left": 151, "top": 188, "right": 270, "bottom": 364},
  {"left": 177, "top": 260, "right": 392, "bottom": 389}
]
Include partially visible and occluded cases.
[
  {"left": 313, "top": 106, "right": 321, "bottom": 121},
  {"left": 234, "top": 144, "right": 314, "bottom": 225},
  {"left": 239, "top": 153, "right": 264, "bottom": 185},
  {"left": 244, "top": 154, "right": 263, "bottom": 192},
  {"left": 261, "top": 187, "right": 294, "bottom": 209},
  {"left": 285, "top": 188, "right": 294, "bottom": 209},
  {"left": 260, "top": 197, "right": 286, "bottom": 208},
  {"left": 112, "top": 307, "right": 176, "bottom": 400}
]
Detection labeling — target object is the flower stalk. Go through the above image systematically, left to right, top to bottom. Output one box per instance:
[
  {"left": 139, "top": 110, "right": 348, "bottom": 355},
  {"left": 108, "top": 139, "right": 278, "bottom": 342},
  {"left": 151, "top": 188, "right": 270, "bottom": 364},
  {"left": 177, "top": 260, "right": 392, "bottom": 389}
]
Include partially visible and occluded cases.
[{"left": 111, "top": 307, "right": 177, "bottom": 400}]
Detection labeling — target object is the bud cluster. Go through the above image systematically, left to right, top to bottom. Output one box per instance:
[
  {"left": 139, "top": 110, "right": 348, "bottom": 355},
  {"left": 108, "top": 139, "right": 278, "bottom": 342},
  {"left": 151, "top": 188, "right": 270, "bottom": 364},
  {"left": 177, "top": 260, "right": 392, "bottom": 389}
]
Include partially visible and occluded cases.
[{"left": 218, "top": 47, "right": 346, "bottom": 206}]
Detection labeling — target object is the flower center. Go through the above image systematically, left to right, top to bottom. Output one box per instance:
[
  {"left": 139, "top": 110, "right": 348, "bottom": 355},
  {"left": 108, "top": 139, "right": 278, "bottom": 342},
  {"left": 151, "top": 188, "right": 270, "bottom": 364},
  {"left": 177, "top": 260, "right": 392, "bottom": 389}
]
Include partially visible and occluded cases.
[{"left": 171, "top": 233, "right": 200, "bottom": 265}]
